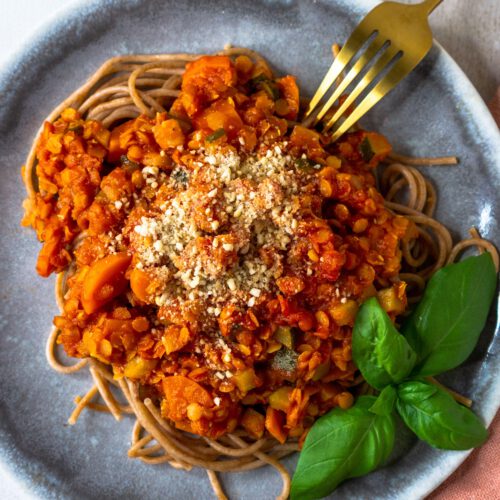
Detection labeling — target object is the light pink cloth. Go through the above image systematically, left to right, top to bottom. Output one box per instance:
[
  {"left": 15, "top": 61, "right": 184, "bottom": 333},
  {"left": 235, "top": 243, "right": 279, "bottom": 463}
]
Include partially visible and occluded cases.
[
  {"left": 427, "top": 90, "right": 500, "bottom": 499},
  {"left": 428, "top": 412, "right": 500, "bottom": 499}
]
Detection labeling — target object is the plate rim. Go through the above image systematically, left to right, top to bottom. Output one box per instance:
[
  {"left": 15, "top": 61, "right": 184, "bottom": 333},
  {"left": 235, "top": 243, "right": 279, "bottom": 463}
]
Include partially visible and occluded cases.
[{"left": 0, "top": 0, "right": 498, "bottom": 498}]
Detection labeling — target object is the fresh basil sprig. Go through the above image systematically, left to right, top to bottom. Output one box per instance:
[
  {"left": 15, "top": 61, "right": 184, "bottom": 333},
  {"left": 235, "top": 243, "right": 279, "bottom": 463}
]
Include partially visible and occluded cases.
[
  {"left": 402, "top": 252, "right": 496, "bottom": 376},
  {"left": 291, "top": 254, "right": 497, "bottom": 499},
  {"left": 352, "top": 297, "right": 417, "bottom": 389},
  {"left": 396, "top": 380, "right": 488, "bottom": 450},
  {"left": 369, "top": 385, "right": 397, "bottom": 416},
  {"left": 290, "top": 396, "right": 395, "bottom": 500}
]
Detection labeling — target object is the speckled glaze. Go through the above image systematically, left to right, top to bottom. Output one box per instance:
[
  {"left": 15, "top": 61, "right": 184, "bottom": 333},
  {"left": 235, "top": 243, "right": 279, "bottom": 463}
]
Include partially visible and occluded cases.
[{"left": 0, "top": 0, "right": 498, "bottom": 499}]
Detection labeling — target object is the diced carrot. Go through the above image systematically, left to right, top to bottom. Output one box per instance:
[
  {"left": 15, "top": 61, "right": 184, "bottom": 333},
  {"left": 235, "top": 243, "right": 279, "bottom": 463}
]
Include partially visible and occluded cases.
[
  {"left": 182, "top": 55, "right": 235, "bottom": 90},
  {"left": 177, "top": 56, "right": 236, "bottom": 117},
  {"left": 276, "top": 76, "right": 300, "bottom": 120},
  {"left": 195, "top": 98, "right": 243, "bottom": 139},
  {"left": 61, "top": 108, "right": 79, "bottom": 121},
  {"left": 152, "top": 119, "right": 185, "bottom": 149},
  {"left": 107, "top": 120, "right": 136, "bottom": 163},
  {"left": 290, "top": 125, "right": 326, "bottom": 160},
  {"left": 290, "top": 125, "right": 320, "bottom": 148},
  {"left": 364, "top": 131, "right": 392, "bottom": 163},
  {"left": 36, "top": 236, "right": 64, "bottom": 277},
  {"left": 81, "top": 252, "right": 131, "bottom": 314},
  {"left": 129, "top": 267, "right": 153, "bottom": 303},
  {"left": 276, "top": 276, "right": 305, "bottom": 296},
  {"left": 329, "top": 299, "right": 359, "bottom": 327},
  {"left": 162, "top": 325, "right": 192, "bottom": 354},
  {"left": 123, "top": 356, "right": 157, "bottom": 379},
  {"left": 162, "top": 376, "right": 213, "bottom": 421},
  {"left": 269, "top": 386, "right": 293, "bottom": 412},
  {"left": 265, "top": 407, "right": 287, "bottom": 444},
  {"left": 240, "top": 408, "right": 265, "bottom": 439}
]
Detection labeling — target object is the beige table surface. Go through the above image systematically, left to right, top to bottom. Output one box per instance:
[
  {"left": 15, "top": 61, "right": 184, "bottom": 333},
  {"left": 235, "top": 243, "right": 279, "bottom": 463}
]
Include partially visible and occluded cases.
[{"left": 423, "top": 0, "right": 500, "bottom": 101}]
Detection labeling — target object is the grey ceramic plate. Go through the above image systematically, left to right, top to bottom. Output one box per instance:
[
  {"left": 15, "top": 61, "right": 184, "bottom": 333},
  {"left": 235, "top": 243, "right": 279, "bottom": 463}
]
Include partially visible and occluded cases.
[{"left": 0, "top": 0, "right": 499, "bottom": 498}]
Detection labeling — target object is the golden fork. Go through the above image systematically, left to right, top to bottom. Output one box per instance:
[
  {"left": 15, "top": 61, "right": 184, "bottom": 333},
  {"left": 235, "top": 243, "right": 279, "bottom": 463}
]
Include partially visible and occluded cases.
[{"left": 304, "top": 0, "right": 443, "bottom": 141}]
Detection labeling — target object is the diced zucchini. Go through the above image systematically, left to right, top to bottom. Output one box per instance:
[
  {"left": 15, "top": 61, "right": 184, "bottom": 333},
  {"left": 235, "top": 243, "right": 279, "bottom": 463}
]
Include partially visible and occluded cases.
[
  {"left": 273, "top": 326, "right": 294, "bottom": 349},
  {"left": 123, "top": 357, "right": 157, "bottom": 379},
  {"left": 312, "top": 360, "right": 331, "bottom": 381},
  {"left": 234, "top": 367, "right": 258, "bottom": 393},
  {"left": 269, "top": 386, "right": 293, "bottom": 412}
]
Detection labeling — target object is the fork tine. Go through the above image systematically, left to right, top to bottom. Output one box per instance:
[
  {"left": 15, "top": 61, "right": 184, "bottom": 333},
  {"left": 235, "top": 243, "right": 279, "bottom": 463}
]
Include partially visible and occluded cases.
[
  {"left": 304, "top": 29, "right": 370, "bottom": 119},
  {"left": 314, "top": 36, "right": 385, "bottom": 124},
  {"left": 323, "top": 46, "right": 398, "bottom": 132},
  {"left": 329, "top": 57, "right": 413, "bottom": 142},
  {"left": 329, "top": 57, "right": 416, "bottom": 141}
]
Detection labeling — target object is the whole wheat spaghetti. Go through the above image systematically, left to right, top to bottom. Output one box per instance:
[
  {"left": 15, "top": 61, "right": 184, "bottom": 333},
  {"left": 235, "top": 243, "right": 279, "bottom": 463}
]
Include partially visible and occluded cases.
[{"left": 22, "top": 47, "right": 498, "bottom": 499}]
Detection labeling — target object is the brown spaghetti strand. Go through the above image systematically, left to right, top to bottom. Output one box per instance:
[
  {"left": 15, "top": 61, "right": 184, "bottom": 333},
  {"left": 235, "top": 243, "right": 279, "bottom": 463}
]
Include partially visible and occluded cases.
[
  {"left": 388, "top": 152, "right": 458, "bottom": 166},
  {"left": 46, "top": 326, "right": 88, "bottom": 374},
  {"left": 88, "top": 365, "right": 122, "bottom": 422},
  {"left": 427, "top": 377, "right": 473, "bottom": 408},
  {"left": 68, "top": 385, "right": 98, "bottom": 425},
  {"left": 73, "top": 398, "right": 133, "bottom": 414},
  {"left": 207, "top": 470, "right": 229, "bottom": 500}
]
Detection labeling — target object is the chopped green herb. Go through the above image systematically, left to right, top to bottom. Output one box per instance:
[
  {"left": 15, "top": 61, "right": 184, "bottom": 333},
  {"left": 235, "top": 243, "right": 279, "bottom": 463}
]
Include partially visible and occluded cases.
[
  {"left": 249, "top": 73, "right": 268, "bottom": 87},
  {"left": 249, "top": 74, "right": 280, "bottom": 100},
  {"left": 260, "top": 81, "right": 280, "bottom": 100},
  {"left": 68, "top": 124, "right": 83, "bottom": 135},
  {"left": 206, "top": 128, "right": 226, "bottom": 143},
  {"left": 360, "top": 137, "right": 375, "bottom": 162},
  {"left": 120, "top": 155, "right": 140, "bottom": 171},
  {"left": 295, "top": 158, "right": 317, "bottom": 172},
  {"left": 171, "top": 167, "right": 189, "bottom": 188},
  {"left": 272, "top": 347, "right": 297, "bottom": 374}
]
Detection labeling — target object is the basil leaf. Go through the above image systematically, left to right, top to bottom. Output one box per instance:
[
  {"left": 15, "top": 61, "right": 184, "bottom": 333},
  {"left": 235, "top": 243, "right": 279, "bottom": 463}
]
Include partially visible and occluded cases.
[
  {"left": 403, "top": 253, "right": 497, "bottom": 377},
  {"left": 353, "top": 297, "right": 417, "bottom": 389},
  {"left": 396, "top": 380, "right": 488, "bottom": 450},
  {"left": 369, "top": 386, "right": 397, "bottom": 416},
  {"left": 290, "top": 396, "right": 395, "bottom": 500}
]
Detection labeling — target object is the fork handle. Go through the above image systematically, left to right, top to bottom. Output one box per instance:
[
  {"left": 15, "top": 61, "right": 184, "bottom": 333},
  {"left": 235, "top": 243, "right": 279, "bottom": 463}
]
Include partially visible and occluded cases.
[{"left": 421, "top": 0, "right": 443, "bottom": 14}]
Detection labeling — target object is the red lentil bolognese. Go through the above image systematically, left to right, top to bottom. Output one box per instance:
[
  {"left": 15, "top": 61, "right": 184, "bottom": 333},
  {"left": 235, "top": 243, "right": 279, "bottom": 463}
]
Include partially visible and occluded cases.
[{"left": 21, "top": 47, "right": 499, "bottom": 499}]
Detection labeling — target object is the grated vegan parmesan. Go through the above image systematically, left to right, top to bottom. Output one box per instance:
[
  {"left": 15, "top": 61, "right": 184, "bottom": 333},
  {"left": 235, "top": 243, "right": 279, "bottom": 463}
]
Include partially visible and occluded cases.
[{"left": 132, "top": 143, "right": 314, "bottom": 318}]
